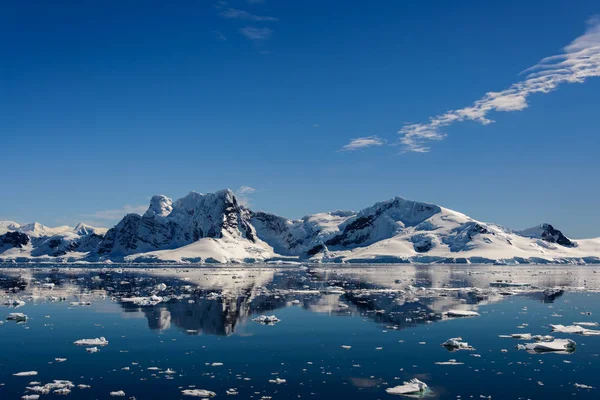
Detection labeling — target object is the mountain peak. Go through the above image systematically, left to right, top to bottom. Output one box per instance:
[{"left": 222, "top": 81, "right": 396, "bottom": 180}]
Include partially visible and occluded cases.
[{"left": 145, "top": 195, "right": 174, "bottom": 218}]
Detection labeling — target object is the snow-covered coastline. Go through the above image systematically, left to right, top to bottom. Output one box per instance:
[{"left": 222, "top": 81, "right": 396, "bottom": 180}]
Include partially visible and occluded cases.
[{"left": 2, "top": 189, "right": 600, "bottom": 265}]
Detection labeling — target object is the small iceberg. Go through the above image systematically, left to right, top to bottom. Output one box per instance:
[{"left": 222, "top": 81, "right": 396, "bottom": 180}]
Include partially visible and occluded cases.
[
  {"left": 445, "top": 309, "right": 480, "bottom": 317},
  {"left": 6, "top": 313, "right": 28, "bottom": 322},
  {"left": 252, "top": 315, "right": 281, "bottom": 325},
  {"left": 550, "top": 324, "right": 600, "bottom": 336},
  {"left": 499, "top": 333, "right": 532, "bottom": 340},
  {"left": 74, "top": 337, "right": 108, "bottom": 346},
  {"left": 441, "top": 337, "right": 475, "bottom": 351},
  {"left": 517, "top": 338, "right": 576, "bottom": 353},
  {"left": 13, "top": 371, "right": 38, "bottom": 377},
  {"left": 386, "top": 378, "right": 428, "bottom": 396},
  {"left": 182, "top": 389, "right": 217, "bottom": 397},
  {"left": 110, "top": 390, "right": 126, "bottom": 396}
]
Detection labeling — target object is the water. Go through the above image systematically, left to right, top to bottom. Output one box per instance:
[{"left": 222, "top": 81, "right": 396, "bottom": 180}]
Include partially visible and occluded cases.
[{"left": 1, "top": 264, "right": 599, "bottom": 399}]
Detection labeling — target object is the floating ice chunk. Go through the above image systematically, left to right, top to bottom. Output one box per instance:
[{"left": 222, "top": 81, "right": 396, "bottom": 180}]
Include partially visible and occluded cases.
[
  {"left": 41, "top": 283, "right": 55, "bottom": 290},
  {"left": 156, "top": 283, "right": 167, "bottom": 291},
  {"left": 120, "top": 295, "right": 163, "bottom": 306},
  {"left": 70, "top": 301, "right": 91, "bottom": 306},
  {"left": 445, "top": 309, "right": 480, "bottom": 317},
  {"left": 6, "top": 313, "right": 28, "bottom": 322},
  {"left": 252, "top": 315, "right": 280, "bottom": 325},
  {"left": 574, "top": 322, "right": 599, "bottom": 327},
  {"left": 550, "top": 324, "right": 600, "bottom": 336},
  {"left": 499, "top": 333, "right": 532, "bottom": 340},
  {"left": 532, "top": 335, "right": 554, "bottom": 342},
  {"left": 74, "top": 337, "right": 108, "bottom": 346},
  {"left": 441, "top": 337, "right": 475, "bottom": 351},
  {"left": 517, "top": 338, "right": 576, "bottom": 353},
  {"left": 341, "top": 345, "right": 352, "bottom": 349},
  {"left": 86, "top": 347, "right": 100, "bottom": 353},
  {"left": 55, "top": 358, "right": 67, "bottom": 363},
  {"left": 435, "top": 359, "right": 464, "bottom": 365},
  {"left": 211, "top": 362, "right": 223, "bottom": 366},
  {"left": 164, "top": 368, "right": 176, "bottom": 374},
  {"left": 13, "top": 371, "right": 38, "bottom": 377},
  {"left": 268, "top": 378, "right": 286, "bottom": 384},
  {"left": 386, "top": 378, "right": 428, "bottom": 395},
  {"left": 26, "top": 380, "right": 74, "bottom": 395},
  {"left": 574, "top": 383, "right": 594, "bottom": 389},
  {"left": 78, "top": 384, "right": 91, "bottom": 389},
  {"left": 54, "top": 388, "right": 71, "bottom": 395},
  {"left": 226, "top": 388, "right": 239, "bottom": 395},
  {"left": 182, "top": 389, "right": 217, "bottom": 397},
  {"left": 110, "top": 390, "right": 126, "bottom": 396},
  {"left": 22, "top": 395, "right": 40, "bottom": 400}
]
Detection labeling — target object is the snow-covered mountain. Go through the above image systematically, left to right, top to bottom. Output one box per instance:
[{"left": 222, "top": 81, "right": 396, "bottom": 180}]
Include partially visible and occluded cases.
[{"left": 1, "top": 190, "right": 600, "bottom": 264}]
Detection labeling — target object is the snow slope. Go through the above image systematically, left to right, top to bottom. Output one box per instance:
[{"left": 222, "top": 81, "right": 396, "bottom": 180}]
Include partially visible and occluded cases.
[{"left": 1, "top": 190, "right": 600, "bottom": 264}]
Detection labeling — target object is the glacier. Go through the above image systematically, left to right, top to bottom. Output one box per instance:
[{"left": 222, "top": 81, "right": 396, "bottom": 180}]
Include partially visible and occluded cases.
[{"left": 1, "top": 189, "right": 600, "bottom": 265}]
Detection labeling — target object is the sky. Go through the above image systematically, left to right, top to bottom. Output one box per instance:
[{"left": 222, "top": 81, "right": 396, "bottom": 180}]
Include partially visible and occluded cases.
[{"left": 1, "top": 0, "right": 599, "bottom": 238}]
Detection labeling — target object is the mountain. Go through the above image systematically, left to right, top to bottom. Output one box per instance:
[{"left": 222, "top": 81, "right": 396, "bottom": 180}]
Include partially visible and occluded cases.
[{"left": 1, "top": 190, "right": 600, "bottom": 264}]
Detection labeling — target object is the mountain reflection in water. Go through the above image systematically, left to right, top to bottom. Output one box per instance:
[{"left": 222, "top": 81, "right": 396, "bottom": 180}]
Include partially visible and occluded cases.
[{"left": 1, "top": 264, "right": 596, "bottom": 336}]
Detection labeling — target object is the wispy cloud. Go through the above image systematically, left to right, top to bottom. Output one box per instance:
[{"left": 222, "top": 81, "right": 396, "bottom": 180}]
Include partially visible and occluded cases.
[
  {"left": 247, "top": 0, "right": 265, "bottom": 4},
  {"left": 220, "top": 7, "right": 277, "bottom": 21},
  {"left": 398, "top": 17, "right": 600, "bottom": 153},
  {"left": 240, "top": 26, "right": 273, "bottom": 41},
  {"left": 212, "top": 30, "right": 227, "bottom": 41},
  {"left": 340, "top": 135, "right": 386, "bottom": 151},
  {"left": 236, "top": 186, "right": 257, "bottom": 206},
  {"left": 84, "top": 204, "right": 148, "bottom": 221}
]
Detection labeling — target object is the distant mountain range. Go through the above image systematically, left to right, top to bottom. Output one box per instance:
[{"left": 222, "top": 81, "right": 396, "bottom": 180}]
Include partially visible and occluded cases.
[{"left": 2, "top": 189, "right": 599, "bottom": 264}]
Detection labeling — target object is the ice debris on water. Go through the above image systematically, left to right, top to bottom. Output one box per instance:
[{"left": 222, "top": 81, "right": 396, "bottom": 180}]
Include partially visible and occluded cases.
[
  {"left": 120, "top": 295, "right": 163, "bottom": 306},
  {"left": 444, "top": 309, "right": 480, "bottom": 317},
  {"left": 6, "top": 313, "right": 28, "bottom": 322},
  {"left": 252, "top": 315, "right": 281, "bottom": 325},
  {"left": 550, "top": 324, "right": 600, "bottom": 336},
  {"left": 74, "top": 337, "right": 108, "bottom": 346},
  {"left": 441, "top": 337, "right": 475, "bottom": 351},
  {"left": 517, "top": 338, "right": 576, "bottom": 353},
  {"left": 86, "top": 347, "right": 100, "bottom": 353},
  {"left": 13, "top": 371, "right": 38, "bottom": 377},
  {"left": 268, "top": 378, "right": 286, "bottom": 384},
  {"left": 386, "top": 378, "right": 428, "bottom": 395},
  {"left": 26, "top": 380, "right": 74, "bottom": 395},
  {"left": 574, "top": 383, "right": 594, "bottom": 389},
  {"left": 182, "top": 389, "right": 217, "bottom": 397},
  {"left": 110, "top": 390, "right": 126, "bottom": 396},
  {"left": 21, "top": 395, "right": 40, "bottom": 400}
]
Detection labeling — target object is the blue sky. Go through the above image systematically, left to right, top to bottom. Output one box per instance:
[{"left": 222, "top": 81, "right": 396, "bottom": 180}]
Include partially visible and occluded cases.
[{"left": 1, "top": 0, "right": 599, "bottom": 238}]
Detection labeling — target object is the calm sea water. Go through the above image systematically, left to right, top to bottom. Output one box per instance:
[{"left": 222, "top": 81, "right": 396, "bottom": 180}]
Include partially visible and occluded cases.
[{"left": 1, "top": 265, "right": 599, "bottom": 399}]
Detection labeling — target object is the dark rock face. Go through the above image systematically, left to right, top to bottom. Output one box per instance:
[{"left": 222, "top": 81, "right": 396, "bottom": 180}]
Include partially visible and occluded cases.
[
  {"left": 97, "top": 190, "right": 258, "bottom": 256},
  {"left": 325, "top": 198, "right": 440, "bottom": 249},
  {"left": 444, "top": 222, "right": 493, "bottom": 252},
  {"left": 540, "top": 224, "right": 575, "bottom": 247},
  {"left": 0, "top": 231, "right": 30, "bottom": 248},
  {"left": 411, "top": 234, "right": 434, "bottom": 253},
  {"left": 306, "top": 244, "right": 324, "bottom": 256}
]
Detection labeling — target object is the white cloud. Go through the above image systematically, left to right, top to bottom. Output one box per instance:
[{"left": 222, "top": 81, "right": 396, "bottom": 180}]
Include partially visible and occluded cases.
[
  {"left": 220, "top": 8, "right": 278, "bottom": 21},
  {"left": 398, "top": 17, "right": 600, "bottom": 153},
  {"left": 240, "top": 26, "right": 273, "bottom": 41},
  {"left": 340, "top": 135, "right": 386, "bottom": 151},
  {"left": 238, "top": 185, "right": 256, "bottom": 194},
  {"left": 236, "top": 186, "right": 257, "bottom": 206},
  {"left": 84, "top": 204, "right": 148, "bottom": 221}
]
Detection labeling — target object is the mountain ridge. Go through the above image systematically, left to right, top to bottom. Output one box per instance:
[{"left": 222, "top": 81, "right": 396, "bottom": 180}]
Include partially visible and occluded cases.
[{"left": 1, "top": 189, "right": 599, "bottom": 265}]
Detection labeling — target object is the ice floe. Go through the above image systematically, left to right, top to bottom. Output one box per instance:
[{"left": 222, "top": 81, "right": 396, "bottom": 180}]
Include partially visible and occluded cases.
[
  {"left": 444, "top": 309, "right": 480, "bottom": 317},
  {"left": 252, "top": 315, "right": 281, "bottom": 325},
  {"left": 550, "top": 324, "right": 600, "bottom": 336},
  {"left": 74, "top": 337, "right": 108, "bottom": 346},
  {"left": 441, "top": 337, "right": 475, "bottom": 351},
  {"left": 517, "top": 338, "right": 576, "bottom": 353},
  {"left": 13, "top": 371, "right": 38, "bottom": 377},
  {"left": 386, "top": 378, "right": 428, "bottom": 395},
  {"left": 26, "top": 380, "right": 74, "bottom": 395},
  {"left": 182, "top": 389, "right": 217, "bottom": 397},
  {"left": 110, "top": 390, "right": 126, "bottom": 396}
]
